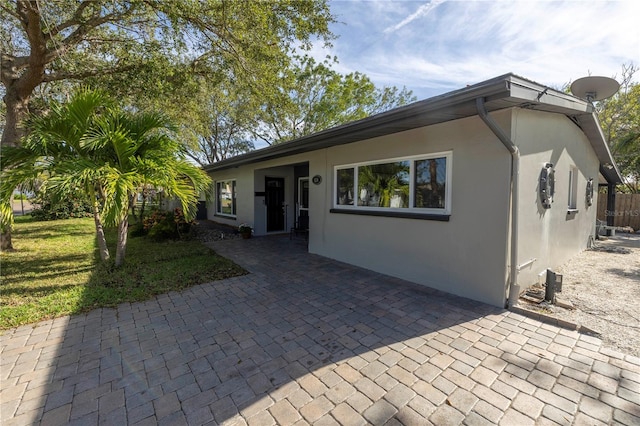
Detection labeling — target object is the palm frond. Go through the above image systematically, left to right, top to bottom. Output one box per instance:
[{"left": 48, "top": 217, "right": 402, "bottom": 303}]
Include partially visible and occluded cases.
[{"left": 0, "top": 201, "right": 13, "bottom": 233}]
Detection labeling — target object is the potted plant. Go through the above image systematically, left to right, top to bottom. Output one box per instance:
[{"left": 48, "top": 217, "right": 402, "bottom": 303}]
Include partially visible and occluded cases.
[{"left": 238, "top": 223, "right": 252, "bottom": 239}]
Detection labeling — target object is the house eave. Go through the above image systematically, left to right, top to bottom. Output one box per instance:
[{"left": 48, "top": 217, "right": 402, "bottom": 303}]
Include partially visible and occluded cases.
[
  {"left": 204, "top": 73, "right": 622, "bottom": 184},
  {"left": 204, "top": 73, "right": 513, "bottom": 172}
]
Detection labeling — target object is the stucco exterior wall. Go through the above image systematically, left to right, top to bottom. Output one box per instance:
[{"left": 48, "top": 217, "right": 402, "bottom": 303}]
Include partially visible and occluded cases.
[
  {"left": 206, "top": 107, "right": 601, "bottom": 307},
  {"left": 513, "top": 108, "right": 600, "bottom": 288},
  {"left": 310, "top": 112, "right": 513, "bottom": 307},
  {"left": 207, "top": 153, "right": 320, "bottom": 234},
  {"left": 206, "top": 167, "right": 252, "bottom": 228}
]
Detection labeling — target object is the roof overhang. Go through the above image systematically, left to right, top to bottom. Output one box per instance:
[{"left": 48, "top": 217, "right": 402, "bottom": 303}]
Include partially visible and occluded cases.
[{"left": 204, "top": 73, "right": 623, "bottom": 184}]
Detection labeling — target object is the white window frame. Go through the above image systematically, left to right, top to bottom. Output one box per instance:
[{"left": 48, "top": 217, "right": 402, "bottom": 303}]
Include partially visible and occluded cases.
[
  {"left": 333, "top": 151, "right": 453, "bottom": 215},
  {"left": 568, "top": 166, "right": 578, "bottom": 211},
  {"left": 215, "top": 179, "right": 237, "bottom": 218}
]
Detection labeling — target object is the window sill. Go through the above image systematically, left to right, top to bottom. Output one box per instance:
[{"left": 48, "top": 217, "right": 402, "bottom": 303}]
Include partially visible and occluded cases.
[
  {"left": 330, "top": 208, "right": 450, "bottom": 221},
  {"left": 566, "top": 209, "right": 579, "bottom": 214},
  {"left": 214, "top": 214, "right": 237, "bottom": 220}
]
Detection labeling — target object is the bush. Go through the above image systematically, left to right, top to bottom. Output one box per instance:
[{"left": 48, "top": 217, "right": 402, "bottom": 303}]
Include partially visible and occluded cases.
[
  {"left": 30, "top": 191, "right": 92, "bottom": 221},
  {"left": 13, "top": 193, "right": 29, "bottom": 200},
  {"left": 142, "top": 208, "right": 193, "bottom": 241},
  {"left": 129, "top": 222, "right": 147, "bottom": 238}
]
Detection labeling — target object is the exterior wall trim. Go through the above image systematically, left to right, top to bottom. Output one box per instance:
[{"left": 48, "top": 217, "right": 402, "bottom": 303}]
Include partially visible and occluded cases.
[{"left": 329, "top": 208, "right": 450, "bottom": 221}]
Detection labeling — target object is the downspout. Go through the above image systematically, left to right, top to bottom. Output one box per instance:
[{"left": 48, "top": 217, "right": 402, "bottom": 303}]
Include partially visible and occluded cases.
[
  {"left": 475, "top": 98, "right": 520, "bottom": 308},
  {"left": 606, "top": 183, "right": 616, "bottom": 227}
]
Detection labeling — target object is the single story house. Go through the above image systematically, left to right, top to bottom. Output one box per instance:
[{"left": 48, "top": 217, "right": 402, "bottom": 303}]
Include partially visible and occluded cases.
[{"left": 204, "top": 73, "right": 622, "bottom": 308}]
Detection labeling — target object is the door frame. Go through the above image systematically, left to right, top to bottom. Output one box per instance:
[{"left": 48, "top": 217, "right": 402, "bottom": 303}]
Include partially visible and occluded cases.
[{"left": 297, "top": 177, "right": 309, "bottom": 218}]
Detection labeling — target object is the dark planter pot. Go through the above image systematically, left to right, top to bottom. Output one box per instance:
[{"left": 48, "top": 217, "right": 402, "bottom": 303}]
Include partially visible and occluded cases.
[{"left": 241, "top": 232, "right": 251, "bottom": 239}]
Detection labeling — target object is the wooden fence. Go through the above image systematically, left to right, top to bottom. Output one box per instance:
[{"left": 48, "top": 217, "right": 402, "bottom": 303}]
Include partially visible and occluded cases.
[{"left": 597, "top": 193, "right": 640, "bottom": 229}]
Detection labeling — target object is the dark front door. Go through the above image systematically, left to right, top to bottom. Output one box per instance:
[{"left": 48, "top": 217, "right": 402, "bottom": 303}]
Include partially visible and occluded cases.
[{"left": 265, "top": 177, "right": 285, "bottom": 232}]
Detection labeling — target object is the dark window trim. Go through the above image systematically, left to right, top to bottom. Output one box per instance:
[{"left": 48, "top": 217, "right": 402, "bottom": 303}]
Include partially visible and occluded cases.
[
  {"left": 330, "top": 208, "right": 450, "bottom": 221},
  {"left": 213, "top": 214, "right": 237, "bottom": 220}
]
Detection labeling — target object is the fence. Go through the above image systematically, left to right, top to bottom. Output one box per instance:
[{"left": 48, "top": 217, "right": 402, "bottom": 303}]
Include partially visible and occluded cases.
[{"left": 597, "top": 193, "right": 640, "bottom": 229}]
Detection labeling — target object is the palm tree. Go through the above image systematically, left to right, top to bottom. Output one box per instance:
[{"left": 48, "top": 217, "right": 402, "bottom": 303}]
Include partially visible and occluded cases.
[
  {"left": 1, "top": 88, "right": 211, "bottom": 266},
  {"left": 1, "top": 90, "right": 113, "bottom": 256}
]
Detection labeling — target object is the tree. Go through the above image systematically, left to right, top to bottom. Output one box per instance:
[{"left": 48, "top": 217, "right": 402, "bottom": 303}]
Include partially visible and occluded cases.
[
  {"left": 0, "top": 0, "right": 335, "bottom": 249},
  {"left": 184, "top": 55, "right": 415, "bottom": 165},
  {"left": 253, "top": 56, "right": 416, "bottom": 145},
  {"left": 596, "top": 64, "right": 640, "bottom": 193},
  {"left": 186, "top": 79, "right": 258, "bottom": 167},
  {"left": 1, "top": 89, "right": 211, "bottom": 266}
]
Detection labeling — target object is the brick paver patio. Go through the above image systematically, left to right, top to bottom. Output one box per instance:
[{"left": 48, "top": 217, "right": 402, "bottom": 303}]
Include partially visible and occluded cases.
[{"left": 1, "top": 235, "right": 639, "bottom": 425}]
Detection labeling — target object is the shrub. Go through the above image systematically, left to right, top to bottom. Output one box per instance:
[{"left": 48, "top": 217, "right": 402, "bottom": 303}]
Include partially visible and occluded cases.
[
  {"left": 30, "top": 191, "right": 92, "bottom": 221},
  {"left": 13, "top": 193, "right": 29, "bottom": 200},
  {"left": 142, "top": 208, "right": 193, "bottom": 241},
  {"left": 129, "top": 222, "right": 147, "bottom": 238}
]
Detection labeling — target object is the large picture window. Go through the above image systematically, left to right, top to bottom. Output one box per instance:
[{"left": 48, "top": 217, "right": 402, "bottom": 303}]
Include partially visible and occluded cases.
[
  {"left": 334, "top": 152, "right": 452, "bottom": 215},
  {"left": 358, "top": 161, "right": 410, "bottom": 208},
  {"left": 216, "top": 179, "right": 236, "bottom": 217}
]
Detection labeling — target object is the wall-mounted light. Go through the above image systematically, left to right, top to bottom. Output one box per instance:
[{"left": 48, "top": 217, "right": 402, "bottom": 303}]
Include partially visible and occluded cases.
[
  {"left": 539, "top": 163, "right": 555, "bottom": 209},
  {"left": 586, "top": 178, "right": 594, "bottom": 206}
]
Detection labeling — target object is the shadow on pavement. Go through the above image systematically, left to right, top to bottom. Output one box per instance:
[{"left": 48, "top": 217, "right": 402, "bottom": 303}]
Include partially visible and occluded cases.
[{"left": 3, "top": 235, "right": 637, "bottom": 425}]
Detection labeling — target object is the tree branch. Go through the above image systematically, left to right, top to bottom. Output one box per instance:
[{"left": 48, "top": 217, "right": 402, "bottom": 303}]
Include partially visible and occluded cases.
[
  {"left": 46, "top": 0, "right": 93, "bottom": 39},
  {"left": 16, "top": 1, "right": 47, "bottom": 62},
  {"left": 0, "top": 3, "right": 20, "bottom": 20},
  {"left": 45, "top": 5, "right": 138, "bottom": 63},
  {"left": 42, "top": 64, "right": 136, "bottom": 82},
  {"left": 253, "top": 132, "right": 273, "bottom": 146}
]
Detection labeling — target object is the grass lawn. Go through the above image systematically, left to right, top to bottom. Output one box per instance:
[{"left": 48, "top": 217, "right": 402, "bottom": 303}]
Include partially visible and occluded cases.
[{"left": 0, "top": 216, "right": 246, "bottom": 330}]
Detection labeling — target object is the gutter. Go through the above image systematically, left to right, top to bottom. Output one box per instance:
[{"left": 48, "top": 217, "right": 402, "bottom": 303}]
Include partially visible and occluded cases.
[{"left": 475, "top": 97, "right": 521, "bottom": 308}]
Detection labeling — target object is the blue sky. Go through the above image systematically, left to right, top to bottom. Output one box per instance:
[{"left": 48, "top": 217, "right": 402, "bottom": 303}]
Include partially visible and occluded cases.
[{"left": 311, "top": 0, "right": 640, "bottom": 99}]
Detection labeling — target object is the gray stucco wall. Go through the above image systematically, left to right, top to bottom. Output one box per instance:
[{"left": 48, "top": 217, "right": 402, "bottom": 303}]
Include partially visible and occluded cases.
[
  {"left": 206, "top": 107, "right": 600, "bottom": 307},
  {"left": 513, "top": 108, "right": 600, "bottom": 288},
  {"left": 309, "top": 112, "right": 513, "bottom": 307},
  {"left": 207, "top": 153, "right": 315, "bottom": 234}
]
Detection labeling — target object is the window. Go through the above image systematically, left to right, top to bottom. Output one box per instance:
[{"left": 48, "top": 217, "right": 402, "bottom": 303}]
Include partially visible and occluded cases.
[
  {"left": 334, "top": 152, "right": 452, "bottom": 215},
  {"left": 414, "top": 157, "right": 447, "bottom": 209},
  {"left": 358, "top": 161, "right": 410, "bottom": 208},
  {"left": 568, "top": 166, "right": 578, "bottom": 210},
  {"left": 336, "top": 168, "right": 355, "bottom": 206},
  {"left": 216, "top": 179, "right": 236, "bottom": 217}
]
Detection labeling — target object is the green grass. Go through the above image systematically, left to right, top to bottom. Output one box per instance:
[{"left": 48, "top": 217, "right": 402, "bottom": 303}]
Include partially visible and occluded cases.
[{"left": 0, "top": 216, "right": 246, "bottom": 329}]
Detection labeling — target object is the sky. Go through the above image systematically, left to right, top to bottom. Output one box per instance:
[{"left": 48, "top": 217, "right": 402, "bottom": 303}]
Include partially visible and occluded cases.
[{"left": 311, "top": 0, "right": 640, "bottom": 100}]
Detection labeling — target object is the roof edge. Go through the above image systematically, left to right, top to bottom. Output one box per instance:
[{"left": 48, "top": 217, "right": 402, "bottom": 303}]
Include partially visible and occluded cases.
[
  {"left": 204, "top": 73, "right": 622, "bottom": 184},
  {"left": 204, "top": 74, "right": 515, "bottom": 172}
]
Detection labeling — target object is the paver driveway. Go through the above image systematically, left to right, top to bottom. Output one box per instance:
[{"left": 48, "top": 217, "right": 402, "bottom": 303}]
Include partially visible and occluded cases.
[{"left": 1, "top": 236, "right": 639, "bottom": 425}]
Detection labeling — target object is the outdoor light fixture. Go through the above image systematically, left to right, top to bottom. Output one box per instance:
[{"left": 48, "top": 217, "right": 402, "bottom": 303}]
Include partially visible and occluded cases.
[
  {"left": 539, "top": 163, "right": 555, "bottom": 209},
  {"left": 586, "top": 178, "right": 594, "bottom": 206}
]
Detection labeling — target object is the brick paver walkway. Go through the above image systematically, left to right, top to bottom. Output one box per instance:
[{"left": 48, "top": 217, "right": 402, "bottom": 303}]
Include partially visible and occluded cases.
[{"left": 1, "top": 236, "right": 639, "bottom": 425}]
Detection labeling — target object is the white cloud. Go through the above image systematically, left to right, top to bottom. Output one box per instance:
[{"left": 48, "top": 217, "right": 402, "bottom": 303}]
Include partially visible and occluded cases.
[
  {"left": 322, "top": 0, "right": 640, "bottom": 98},
  {"left": 383, "top": 0, "right": 446, "bottom": 35}
]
